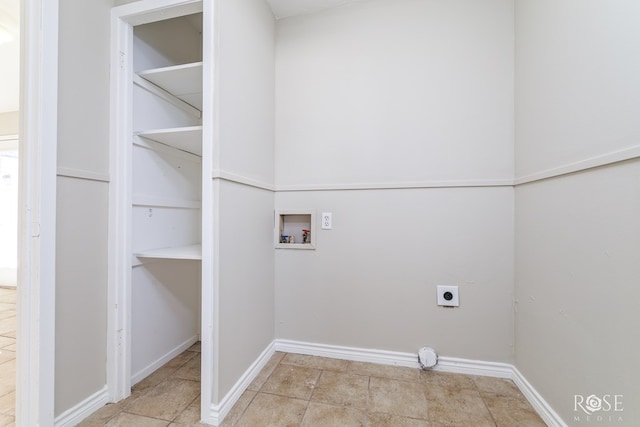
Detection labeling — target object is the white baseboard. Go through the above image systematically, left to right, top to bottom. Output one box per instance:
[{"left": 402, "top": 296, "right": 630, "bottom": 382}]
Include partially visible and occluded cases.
[
  {"left": 131, "top": 335, "right": 199, "bottom": 386},
  {"left": 204, "top": 338, "right": 565, "bottom": 427},
  {"left": 204, "top": 341, "right": 276, "bottom": 426},
  {"left": 512, "top": 366, "right": 567, "bottom": 427},
  {"left": 54, "top": 386, "right": 110, "bottom": 427}
]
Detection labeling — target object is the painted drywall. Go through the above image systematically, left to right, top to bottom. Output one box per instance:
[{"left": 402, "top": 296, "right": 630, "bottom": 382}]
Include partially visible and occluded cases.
[
  {"left": 55, "top": 0, "right": 113, "bottom": 417},
  {"left": 57, "top": 0, "right": 112, "bottom": 176},
  {"left": 212, "top": 0, "right": 276, "bottom": 403},
  {"left": 217, "top": 0, "right": 275, "bottom": 187},
  {"left": 274, "top": 0, "right": 515, "bottom": 363},
  {"left": 275, "top": 0, "right": 514, "bottom": 188},
  {"left": 515, "top": 0, "right": 640, "bottom": 179},
  {"left": 514, "top": 1, "right": 640, "bottom": 424},
  {"left": 0, "top": 111, "right": 18, "bottom": 135},
  {"left": 515, "top": 163, "right": 640, "bottom": 424},
  {"left": 54, "top": 176, "right": 109, "bottom": 415},
  {"left": 217, "top": 180, "right": 275, "bottom": 398},
  {"left": 275, "top": 187, "right": 515, "bottom": 362}
]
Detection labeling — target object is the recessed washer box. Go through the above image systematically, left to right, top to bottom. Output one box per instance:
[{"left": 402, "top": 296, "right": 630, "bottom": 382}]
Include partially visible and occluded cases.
[
  {"left": 275, "top": 210, "right": 316, "bottom": 249},
  {"left": 437, "top": 285, "right": 459, "bottom": 307}
]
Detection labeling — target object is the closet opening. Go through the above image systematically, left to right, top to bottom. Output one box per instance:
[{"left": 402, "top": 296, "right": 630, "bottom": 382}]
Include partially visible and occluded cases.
[{"left": 109, "top": 1, "right": 214, "bottom": 422}]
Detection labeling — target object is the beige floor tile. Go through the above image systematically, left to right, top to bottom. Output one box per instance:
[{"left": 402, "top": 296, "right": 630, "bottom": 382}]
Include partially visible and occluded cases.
[
  {"left": 0, "top": 304, "right": 13, "bottom": 312},
  {"left": 0, "top": 311, "right": 15, "bottom": 321},
  {"left": 0, "top": 318, "right": 15, "bottom": 337},
  {"left": 0, "top": 338, "right": 13, "bottom": 349},
  {"left": 187, "top": 342, "right": 201, "bottom": 353},
  {"left": 0, "top": 350, "right": 14, "bottom": 366},
  {"left": 165, "top": 351, "right": 198, "bottom": 370},
  {"left": 246, "top": 352, "right": 285, "bottom": 392},
  {"left": 282, "top": 353, "right": 349, "bottom": 372},
  {"left": 174, "top": 354, "right": 201, "bottom": 381},
  {"left": 0, "top": 360, "right": 16, "bottom": 397},
  {"left": 348, "top": 361, "right": 421, "bottom": 383},
  {"left": 132, "top": 364, "right": 179, "bottom": 394},
  {"left": 260, "top": 364, "right": 321, "bottom": 400},
  {"left": 311, "top": 370, "right": 369, "bottom": 409},
  {"left": 421, "top": 370, "right": 476, "bottom": 391},
  {"left": 473, "top": 376, "right": 522, "bottom": 398},
  {"left": 368, "top": 377, "right": 429, "bottom": 420},
  {"left": 126, "top": 378, "right": 200, "bottom": 421},
  {"left": 427, "top": 386, "right": 495, "bottom": 427},
  {"left": 220, "top": 391, "right": 256, "bottom": 427},
  {"left": 0, "top": 392, "right": 14, "bottom": 415},
  {"left": 235, "top": 393, "right": 307, "bottom": 427},
  {"left": 483, "top": 393, "right": 546, "bottom": 427},
  {"left": 171, "top": 397, "right": 207, "bottom": 425},
  {"left": 301, "top": 402, "right": 366, "bottom": 426},
  {"left": 77, "top": 404, "right": 123, "bottom": 427},
  {"left": 106, "top": 412, "right": 169, "bottom": 427},
  {"left": 368, "top": 412, "right": 430, "bottom": 427},
  {"left": 0, "top": 413, "right": 13, "bottom": 427}
]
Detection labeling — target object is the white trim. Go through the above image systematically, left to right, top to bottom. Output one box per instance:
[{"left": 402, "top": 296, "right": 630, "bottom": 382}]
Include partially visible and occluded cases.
[
  {"left": 17, "top": 0, "right": 58, "bottom": 425},
  {"left": 200, "top": 0, "right": 216, "bottom": 420},
  {"left": 108, "top": 8, "right": 134, "bottom": 402},
  {"left": 515, "top": 144, "right": 640, "bottom": 185},
  {"left": 57, "top": 167, "right": 110, "bottom": 183},
  {"left": 213, "top": 169, "right": 276, "bottom": 192},
  {"left": 276, "top": 178, "right": 513, "bottom": 192},
  {"left": 132, "top": 194, "right": 200, "bottom": 209},
  {"left": 131, "top": 335, "right": 199, "bottom": 385},
  {"left": 204, "top": 341, "right": 276, "bottom": 426},
  {"left": 512, "top": 366, "right": 568, "bottom": 427},
  {"left": 53, "top": 387, "right": 110, "bottom": 427}
]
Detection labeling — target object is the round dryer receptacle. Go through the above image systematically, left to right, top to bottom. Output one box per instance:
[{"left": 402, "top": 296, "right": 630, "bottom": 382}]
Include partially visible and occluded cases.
[{"left": 418, "top": 347, "right": 438, "bottom": 369}]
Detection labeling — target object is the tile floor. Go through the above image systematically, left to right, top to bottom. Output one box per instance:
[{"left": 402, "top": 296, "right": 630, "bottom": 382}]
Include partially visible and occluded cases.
[
  {"left": 0, "top": 287, "right": 16, "bottom": 427},
  {"left": 82, "top": 344, "right": 547, "bottom": 427}
]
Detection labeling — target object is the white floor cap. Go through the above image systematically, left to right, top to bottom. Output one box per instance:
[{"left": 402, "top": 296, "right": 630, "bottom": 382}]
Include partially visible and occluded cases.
[{"left": 418, "top": 347, "right": 438, "bottom": 369}]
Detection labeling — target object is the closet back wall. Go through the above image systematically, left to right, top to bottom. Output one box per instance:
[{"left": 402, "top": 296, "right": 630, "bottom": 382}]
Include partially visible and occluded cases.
[{"left": 274, "top": 0, "right": 516, "bottom": 361}]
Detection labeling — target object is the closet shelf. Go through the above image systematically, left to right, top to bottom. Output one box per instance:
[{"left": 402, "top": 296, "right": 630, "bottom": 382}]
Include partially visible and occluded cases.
[
  {"left": 138, "top": 62, "right": 203, "bottom": 110},
  {"left": 136, "top": 126, "right": 202, "bottom": 156},
  {"left": 134, "top": 244, "right": 202, "bottom": 260}
]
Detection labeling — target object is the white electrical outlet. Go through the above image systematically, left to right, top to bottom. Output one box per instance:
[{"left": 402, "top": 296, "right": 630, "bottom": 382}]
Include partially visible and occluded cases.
[
  {"left": 321, "top": 212, "right": 332, "bottom": 229},
  {"left": 437, "top": 286, "right": 459, "bottom": 307}
]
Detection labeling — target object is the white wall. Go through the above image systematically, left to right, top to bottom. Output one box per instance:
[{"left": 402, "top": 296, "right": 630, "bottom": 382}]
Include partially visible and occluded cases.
[
  {"left": 55, "top": 0, "right": 112, "bottom": 417},
  {"left": 213, "top": 0, "right": 276, "bottom": 401},
  {"left": 217, "top": 0, "right": 275, "bottom": 187},
  {"left": 275, "top": 0, "right": 516, "bottom": 362},
  {"left": 275, "top": 0, "right": 514, "bottom": 188},
  {"left": 515, "top": 0, "right": 640, "bottom": 424},
  {"left": 515, "top": 0, "right": 640, "bottom": 179},
  {"left": 0, "top": 112, "right": 18, "bottom": 136},
  {"left": 276, "top": 188, "right": 515, "bottom": 361}
]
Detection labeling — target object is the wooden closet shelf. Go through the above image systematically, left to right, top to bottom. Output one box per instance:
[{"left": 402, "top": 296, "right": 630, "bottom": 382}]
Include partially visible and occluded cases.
[
  {"left": 138, "top": 62, "right": 203, "bottom": 110},
  {"left": 136, "top": 126, "right": 202, "bottom": 156},
  {"left": 134, "top": 244, "right": 202, "bottom": 260}
]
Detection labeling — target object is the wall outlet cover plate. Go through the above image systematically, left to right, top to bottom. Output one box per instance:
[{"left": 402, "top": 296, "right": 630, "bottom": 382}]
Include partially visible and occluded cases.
[{"left": 437, "top": 285, "right": 459, "bottom": 307}]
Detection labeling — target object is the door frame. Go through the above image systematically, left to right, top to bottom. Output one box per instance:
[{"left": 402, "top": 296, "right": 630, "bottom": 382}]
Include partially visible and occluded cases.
[
  {"left": 17, "top": 0, "right": 59, "bottom": 425},
  {"left": 108, "top": 1, "right": 215, "bottom": 423}
]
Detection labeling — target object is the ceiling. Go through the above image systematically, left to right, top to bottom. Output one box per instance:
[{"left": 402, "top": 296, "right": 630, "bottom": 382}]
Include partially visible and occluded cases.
[
  {"left": 0, "top": 0, "right": 19, "bottom": 113},
  {"left": 266, "top": 0, "right": 368, "bottom": 19}
]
